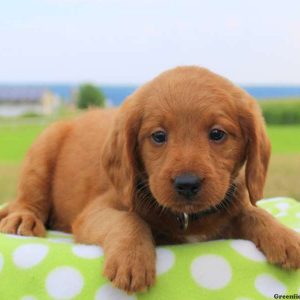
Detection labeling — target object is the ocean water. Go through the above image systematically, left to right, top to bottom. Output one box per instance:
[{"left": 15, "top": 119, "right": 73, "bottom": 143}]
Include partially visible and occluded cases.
[
  {"left": 1, "top": 84, "right": 300, "bottom": 107},
  {"left": 242, "top": 86, "right": 300, "bottom": 99}
]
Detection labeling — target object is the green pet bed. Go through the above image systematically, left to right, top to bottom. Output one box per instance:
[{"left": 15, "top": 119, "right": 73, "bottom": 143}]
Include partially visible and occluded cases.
[{"left": 0, "top": 197, "right": 299, "bottom": 300}]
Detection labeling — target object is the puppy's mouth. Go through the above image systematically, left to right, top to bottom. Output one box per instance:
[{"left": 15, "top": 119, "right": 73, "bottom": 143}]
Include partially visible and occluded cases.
[
  {"left": 136, "top": 180, "right": 237, "bottom": 216},
  {"left": 170, "top": 183, "right": 237, "bottom": 230},
  {"left": 177, "top": 188, "right": 236, "bottom": 213},
  {"left": 171, "top": 202, "right": 206, "bottom": 214}
]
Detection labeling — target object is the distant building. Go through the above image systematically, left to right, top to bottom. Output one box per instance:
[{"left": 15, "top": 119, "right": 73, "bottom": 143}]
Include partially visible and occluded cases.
[{"left": 0, "top": 87, "right": 60, "bottom": 117}]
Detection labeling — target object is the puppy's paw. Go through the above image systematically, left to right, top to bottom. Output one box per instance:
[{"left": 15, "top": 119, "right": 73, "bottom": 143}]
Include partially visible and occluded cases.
[
  {"left": 0, "top": 211, "right": 46, "bottom": 237},
  {"left": 259, "top": 229, "right": 300, "bottom": 269},
  {"left": 103, "top": 244, "right": 156, "bottom": 293}
]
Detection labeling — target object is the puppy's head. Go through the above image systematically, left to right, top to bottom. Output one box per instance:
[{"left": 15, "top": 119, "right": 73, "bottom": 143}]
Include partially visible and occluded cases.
[{"left": 103, "top": 66, "right": 271, "bottom": 213}]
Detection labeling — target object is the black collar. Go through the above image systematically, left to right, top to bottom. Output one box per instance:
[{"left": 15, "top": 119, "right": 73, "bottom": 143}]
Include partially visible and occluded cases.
[{"left": 175, "top": 183, "right": 237, "bottom": 230}]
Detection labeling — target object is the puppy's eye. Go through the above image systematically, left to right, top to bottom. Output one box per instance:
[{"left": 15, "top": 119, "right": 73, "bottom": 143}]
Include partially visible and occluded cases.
[
  {"left": 209, "top": 128, "right": 226, "bottom": 142},
  {"left": 151, "top": 130, "right": 167, "bottom": 144}
]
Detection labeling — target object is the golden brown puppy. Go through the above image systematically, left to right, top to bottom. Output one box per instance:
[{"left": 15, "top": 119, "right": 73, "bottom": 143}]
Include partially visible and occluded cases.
[{"left": 0, "top": 66, "right": 300, "bottom": 293}]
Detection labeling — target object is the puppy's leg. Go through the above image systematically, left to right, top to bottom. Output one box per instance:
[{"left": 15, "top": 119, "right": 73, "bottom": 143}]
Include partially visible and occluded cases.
[
  {"left": 0, "top": 121, "right": 70, "bottom": 236},
  {"left": 72, "top": 197, "right": 156, "bottom": 293},
  {"left": 230, "top": 206, "right": 300, "bottom": 269}
]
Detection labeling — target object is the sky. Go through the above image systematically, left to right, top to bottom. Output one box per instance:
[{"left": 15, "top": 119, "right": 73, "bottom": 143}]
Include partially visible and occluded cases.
[{"left": 0, "top": 0, "right": 300, "bottom": 85}]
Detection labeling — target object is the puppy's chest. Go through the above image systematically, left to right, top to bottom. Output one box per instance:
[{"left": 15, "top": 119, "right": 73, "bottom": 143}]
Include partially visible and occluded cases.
[
  {"left": 148, "top": 212, "right": 228, "bottom": 245},
  {"left": 180, "top": 219, "right": 225, "bottom": 243},
  {"left": 152, "top": 222, "right": 223, "bottom": 245},
  {"left": 184, "top": 234, "right": 209, "bottom": 243}
]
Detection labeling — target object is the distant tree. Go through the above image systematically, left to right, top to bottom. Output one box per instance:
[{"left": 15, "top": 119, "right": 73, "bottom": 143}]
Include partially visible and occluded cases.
[{"left": 77, "top": 84, "right": 106, "bottom": 109}]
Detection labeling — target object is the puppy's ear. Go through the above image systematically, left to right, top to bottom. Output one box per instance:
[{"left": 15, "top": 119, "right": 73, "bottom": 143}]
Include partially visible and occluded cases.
[
  {"left": 239, "top": 94, "right": 271, "bottom": 205},
  {"left": 102, "top": 97, "right": 143, "bottom": 209}
]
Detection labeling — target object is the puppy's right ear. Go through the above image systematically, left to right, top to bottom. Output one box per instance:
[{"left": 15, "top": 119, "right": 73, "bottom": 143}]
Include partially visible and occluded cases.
[
  {"left": 239, "top": 94, "right": 271, "bottom": 205},
  {"left": 102, "top": 97, "right": 143, "bottom": 209}
]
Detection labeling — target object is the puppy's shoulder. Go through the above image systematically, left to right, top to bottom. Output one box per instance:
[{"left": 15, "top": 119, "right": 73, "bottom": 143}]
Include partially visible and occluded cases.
[{"left": 73, "top": 108, "right": 118, "bottom": 129}]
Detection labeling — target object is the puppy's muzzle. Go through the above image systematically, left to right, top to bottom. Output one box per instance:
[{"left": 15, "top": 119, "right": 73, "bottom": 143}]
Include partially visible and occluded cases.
[{"left": 174, "top": 174, "right": 202, "bottom": 200}]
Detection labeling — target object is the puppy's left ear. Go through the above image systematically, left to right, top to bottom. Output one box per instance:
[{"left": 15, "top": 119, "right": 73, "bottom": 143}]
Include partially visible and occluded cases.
[
  {"left": 239, "top": 94, "right": 271, "bottom": 205},
  {"left": 102, "top": 96, "right": 143, "bottom": 209}
]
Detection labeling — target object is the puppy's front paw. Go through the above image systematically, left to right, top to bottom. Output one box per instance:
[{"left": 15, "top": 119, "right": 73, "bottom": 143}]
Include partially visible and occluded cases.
[
  {"left": 0, "top": 211, "right": 46, "bottom": 237},
  {"left": 259, "top": 229, "right": 300, "bottom": 269},
  {"left": 103, "top": 244, "right": 156, "bottom": 293}
]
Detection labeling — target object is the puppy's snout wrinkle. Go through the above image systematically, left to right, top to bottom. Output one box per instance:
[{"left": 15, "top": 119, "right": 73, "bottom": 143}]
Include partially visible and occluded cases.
[{"left": 174, "top": 174, "right": 202, "bottom": 200}]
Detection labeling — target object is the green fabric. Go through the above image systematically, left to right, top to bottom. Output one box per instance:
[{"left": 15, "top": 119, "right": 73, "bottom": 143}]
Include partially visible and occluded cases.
[{"left": 0, "top": 197, "right": 299, "bottom": 300}]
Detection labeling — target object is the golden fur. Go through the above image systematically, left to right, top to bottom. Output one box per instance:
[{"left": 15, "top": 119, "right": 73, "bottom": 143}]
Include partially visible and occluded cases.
[{"left": 1, "top": 66, "right": 299, "bottom": 293}]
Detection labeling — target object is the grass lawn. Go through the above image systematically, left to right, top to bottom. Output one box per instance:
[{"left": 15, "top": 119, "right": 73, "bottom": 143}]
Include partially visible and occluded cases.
[
  {"left": 0, "top": 118, "right": 299, "bottom": 204},
  {"left": 0, "top": 125, "right": 45, "bottom": 162},
  {"left": 266, "top": 126, "right": 300, "bottom": 154},
  {"left": 265, "top": 154, "right": 300, "bottom": 200}
]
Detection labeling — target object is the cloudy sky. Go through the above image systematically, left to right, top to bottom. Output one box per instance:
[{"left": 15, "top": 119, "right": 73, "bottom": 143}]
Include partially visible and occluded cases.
[{"left": 0, "top": 0, "right": 299, "bottom": 84}]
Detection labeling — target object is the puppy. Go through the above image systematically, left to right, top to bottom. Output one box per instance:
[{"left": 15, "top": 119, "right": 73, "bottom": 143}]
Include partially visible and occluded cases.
[{"left": 0, "top": 66, "right": 299, "bottom": 293}]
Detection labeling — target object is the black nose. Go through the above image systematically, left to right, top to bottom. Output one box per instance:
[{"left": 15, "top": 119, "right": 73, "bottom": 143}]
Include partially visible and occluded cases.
[{"left": 174, "top": 174, "right": 202, "bottom": 199}]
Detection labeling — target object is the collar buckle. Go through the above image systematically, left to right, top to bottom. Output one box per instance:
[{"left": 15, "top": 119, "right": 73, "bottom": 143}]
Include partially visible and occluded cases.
[{"left": 177, "top": 212, "right": 189, "bottom": 231}]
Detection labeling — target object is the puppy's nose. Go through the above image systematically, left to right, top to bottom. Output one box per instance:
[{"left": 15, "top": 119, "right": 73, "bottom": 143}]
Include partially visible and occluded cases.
[{"left": 174, "top": 174, "right": 202, "bottom": 199}]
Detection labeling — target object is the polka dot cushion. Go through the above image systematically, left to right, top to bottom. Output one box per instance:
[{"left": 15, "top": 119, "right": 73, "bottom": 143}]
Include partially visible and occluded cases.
[{"left": 0, "top": 197, "right": 300, "bottom": 300}]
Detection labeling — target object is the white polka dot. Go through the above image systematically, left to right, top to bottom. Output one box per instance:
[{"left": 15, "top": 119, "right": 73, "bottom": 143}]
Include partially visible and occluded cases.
[
  {"left": 259, "top": 197, "right": 285, "bottom": 203},
  {"left": 275, "top": 202, "right": 290, "bottom": 211},
  {"left": 275, "top": 212, "right": 288, "bottom": 218},
  {"left": 47, "top": 230, "right": 73, "bottom": 237},
  {"left": 6, "top": 234, "right": 30, "bottom": 240},
  {"left": 47, "top": 237, "right": 74, "bottom": 244},
  {"left": 231, "top": 240, "right": 266, "bottom": 262},
  {"left": 13, "top": 244, "right": 48, "bottom": 269},
  {"left": 72, "top": 244, "right": 103, "bottom": 259},
  {"left": 156, "top": 248, "right": 175, "bottom": 275},
  {"left": 0, "top": 253, "right": 3, "bottom": 272},
  {"left": 191, "top": 254, "right": 232, "bottom": 289},
  {"left": 46, "top": 266, "right": 84, "bottom": 299},
  {"left": 255, "top": 274, "right": 286, "bottom": 298},
  {"left": 95, "top": 284, "right": 137, "bottom": 300},
  {"left": 20, "top": 296, "right": 38, "bottom": 300}
]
